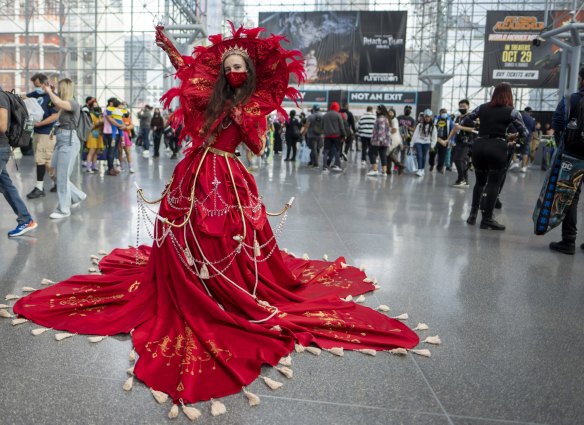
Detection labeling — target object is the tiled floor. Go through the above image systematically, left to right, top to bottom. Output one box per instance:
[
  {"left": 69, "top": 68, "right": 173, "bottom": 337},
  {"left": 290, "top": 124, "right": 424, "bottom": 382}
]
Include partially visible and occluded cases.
[{"left": 1, "top": 149, "right": 582, "bottom": 425}]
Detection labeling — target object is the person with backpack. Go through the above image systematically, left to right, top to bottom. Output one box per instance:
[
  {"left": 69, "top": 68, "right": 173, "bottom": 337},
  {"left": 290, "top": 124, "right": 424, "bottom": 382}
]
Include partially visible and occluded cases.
[
  {"left": 548, "top": 67, "right": 584, "bottom": 254},
  {"left": 24, "top": 73, "right": 59, "bottom": 199},
  {"left": 42, "top": 78, "right": 86, "bottom": 219},
  {"left": 0, "top": 88, "right": 38, "bottom": 236},
  {"left": 322, "top": 101, "right": 347, "bottom": 172},
  {"left": 302, "top": 104, "right": 324, "bottom": 168},
  {"left": 284, "top": 109, "right": 302, "bottom": 161}
]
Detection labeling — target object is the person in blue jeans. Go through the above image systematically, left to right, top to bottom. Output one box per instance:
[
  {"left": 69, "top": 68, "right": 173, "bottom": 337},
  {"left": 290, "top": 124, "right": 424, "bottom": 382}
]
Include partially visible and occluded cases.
[
  {"left": 0, "top": 90, "right": 38, "bottom": 236},
  {"left": 411, "top": 109, "right": 437, "bottom": 177}
]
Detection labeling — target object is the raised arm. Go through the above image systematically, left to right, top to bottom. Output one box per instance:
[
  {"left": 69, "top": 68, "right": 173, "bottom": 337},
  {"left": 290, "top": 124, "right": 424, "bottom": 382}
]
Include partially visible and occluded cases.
[{"left": 155, "top": 26, "right": 185, "bottom": 71}]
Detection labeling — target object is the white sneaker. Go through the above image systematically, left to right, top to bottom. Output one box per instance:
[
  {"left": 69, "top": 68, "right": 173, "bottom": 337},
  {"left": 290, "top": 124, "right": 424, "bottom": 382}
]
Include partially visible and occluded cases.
[
  {"left": 142, "top": 150, "right": 150, "bottom": 158},
  {"left": 361, "top": 160, "right": 367, "bottom": 167},
  {"left": 509, "top": 162, "right": 519, "bottom": 170},
  {"left": 331, "top": 165, "right": 342, "bottom": 172},
  {"left": 520, "top": 166, "right": 527, "bottom": 173},
  {"left": 129, "top": 168, "right": 135, "bottom": 174},
  {"left": 416, "top": 169, "right": 425, "bottom": 177},
  {"left": 366, "top": 170, "right": 379, "bottom": 176},
  {"left": 452, "top": 181, "right": 467, "bottom": 188},
  {"left": 49, "top": 211, "right": 71, "bottom": 219}
]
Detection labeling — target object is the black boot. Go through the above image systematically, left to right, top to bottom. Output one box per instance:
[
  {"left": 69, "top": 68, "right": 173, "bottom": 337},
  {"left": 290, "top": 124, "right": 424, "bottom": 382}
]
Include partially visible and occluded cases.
[
  {"left": 495, "top": 199, "right": 502, "bottom": 209},
  {"left": 466, "top": 208, "right": 478, "bottom": 225},
  {"left": 480, "top": 213, "right": 505, "bottom": 230},
  {"left": 549, "top": 240, "right": 576, "bottom": 255},
  {"left": 581, "top": 243, "right": 584, "bottom": 251}
]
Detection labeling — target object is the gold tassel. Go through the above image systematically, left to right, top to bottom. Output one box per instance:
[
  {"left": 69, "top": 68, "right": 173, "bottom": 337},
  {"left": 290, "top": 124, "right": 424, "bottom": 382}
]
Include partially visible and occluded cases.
[
  {"left": 254, "top": 240, "right": 261, "bottom": 257},
  {"left": 98, "top": 249, "right": 107, "bottom": 255},
  {"left": 302, "top": 253, "right": 309, "bottom": 260},
  {"left": 322, "top": 254, "right": 329, "bottom": 261},
  {"left": 199, "top": 264, "right": 209, "bottom": 279},
  {"left": 41, "top": 278, "right": 55, "bottom": 285},
  {"left": 21, "top": 287, "right": 37, "bottom": 292},
  {"left": 5, "top": 294, "right": 20, "bottom": 300},
  {"left": 341, "top": 295, "right": 353, "bottom": 302},
  {"left": 355, "top": 295, "right": 365, "bottom": 303},
  {"left": 376, "top": 305, "right": 390, "bottom": 312},
  {"left": 0, "top": 309, "right": 13, "bottom": 318},
  {"left": 393, "top": 313, "right": 409, "bottom": 320},
  {"left": 11, "top": 318, "right": 28, "bottom": 326},
  {"left": 414, "top": 323, "right": 429, "bottom": 331},
  {"left": 270, "top": 325, "right": 282, "bottom": 332},
  {"left": 31, "top": 327, "right": 49, "bottom": 336},
  {"left": 55, "top": 332, "right": 74, "bottom": 341},
  {"left": 424, "top": 335, "right": 442, "bottom": 345},
  {"left": 88, "top": 336, "right": 105, "bottom": 343},
  {"left": 294, "top": 344, "right": 305, "bottom": 353},
  {"left": 305, "top": 346, "right": 321, "bottom": 356},
  {"left": 327, "top": 347, "right": 344, "bottom": 357},
  {"left": 388, "top": 348, "right": 408, "bottom": 356},
  {"left": 412, "top": 348, "right": 432, "bottom": 358},
  {"left": 129, "top": 349, "right": 136, "bottom": 362},
  {"left": 357, "top": 349, "right": 377, "bottom": 356},
  {"left": 279, "top": 355, "right": 292, "bottom": 366},
  {"left": 126, "top": 366, "right": 135, "bottom": 376},
  {"left": 276, "top": 366, "right": 293, "bottom": 379},
  {"left": 122, "top": 376, "right": 133, "bottom": 391},
  {"left": 262, "top": 376, "right": 283, "bottom": 390},
  {"left": 243, "top": 388, "right": 261, "bottom": 406},
  {"left": 151, "top": 389, "right": 169, "bottom": 404},
  {"left": 210, "top": 399, "right": 227, "bottom": 417},
  {"left": 168, "top": 404, "right": 179, "bottom": 419},
  {"left": 182, "top": 404, "right": 202, "bottom": 421}
]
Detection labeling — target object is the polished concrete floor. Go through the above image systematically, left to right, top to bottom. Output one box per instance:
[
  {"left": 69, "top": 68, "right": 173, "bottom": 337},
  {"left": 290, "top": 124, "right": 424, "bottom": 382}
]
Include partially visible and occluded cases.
[{"left": 0, "top": 147, "right": 582, "bottom": 425}]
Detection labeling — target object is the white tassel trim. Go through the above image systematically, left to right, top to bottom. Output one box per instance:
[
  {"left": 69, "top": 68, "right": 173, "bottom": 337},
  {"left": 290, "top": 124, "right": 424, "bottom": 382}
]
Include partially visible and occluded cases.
[
  {"left": 254, "top": 240, "right": 261, "bottom": 257},
  {"left": 282, "top": 248, "right": 288, "bottom": 253},
  {"left": 98, "top": 249, "right": 108, "bottom": 255},
  {"left": 302, "top": 253, "right": 309, "bottom": 260},
  {"left": 90, "top": 254, "right": 100, "bottom": 260},
  {"left": 322, "top": 254, "right": 329, "bottom": 261},
  {"left": 91, "top": 258, "right": 100, "bottom": 266},
  {"left": 340, "top": 262, "right": 348, "bottom": 269},
  {"left": 198, "top": 264, "right": 209, "bottom": 279},
  {"left": 359, "top": 264, "right": 366, "bottom": 271},
  {"left": 88, "top": 267, "right": 98, "bottom": 273},
  {"left": 363, "top": 277, "right": 373, "bottom": 283},
  {"left": 41, "top": 278, "right": 55, "bottom": 285},
  {"left": 373, "top": 285, "right": 381, "bottom": 291},
  {"left": 22, "top": 286, "right": 37, "bottom": 292},
  {"left": 5, "top": 294, "right": 20, "bottom": 300},
  {"left": 341, "top": 295, "right": 353, "bottom": 302},
  {"left": 355, "top": 295, "right": 365, "bottom": 303},
  {"left": 0, "top": 304, "right": 10, "bottom": 309},
  {"left": 376, "top": 305, "right": 390, "bottom": 312},
  {"left": 0, "top": 309, "right": 13, "bottom": 318},
  {"left": 393, "top": 313, "right": 409, "bottom": 320},
  {"left": 11, "top": 318, "right": 28, "bottom": 326},
  {"left": 414, "top": 323, "right": 429, "bottom": 331},
  {"left": 270, "top": 325, "right": 282, "bottom": 332},
  {"left": 31, "top": 327, "right": 49, "bottom": 336},
  {"left": 55, "top": 332, "right": 74, "bottom": 341},
  {"left": 423, "top": 335, "right": 442, "bottom": 345},
  {"left": 88, "top": 336, "right": 105, "bottom": 343},
  {"left": 294, "top": 344, "right": 305, "bottom": 353},
  {"left": 305, "top": 346, "right": 321, "bottom": 356},
  {"left": 326, "top": 347, "right": 344, "bottom": 357},
  {"left": 388, "top": 348, "right": 408, "bottom": 356},
  {"left": 411, "top": 348, "right": 432, "bottom": 358},
  {"left": 129, "top": 349, "right": 136, "bottom": 362},
  {"left": 357, "top": 349, "right": 377, "bottom": 356},
  {"left": 279, "top": 355, "right": 292, "bottom": 366},
  {"left": 126, "top": 366, "right": 135, "bottom": 376},
  {"left": 276, "top": 366, "right": 293, "bottom": 379},
  {"left": 122, "top": 376, "right": 134, "bottom": 391},
  {"left": 262, "top": 376, "right": 283, "bottom": 390},
  {"left": 243, "top": 388, "right": 261, "bottom": 406},
  {"left": 151, "top": 389, "right": 169, "bottom": 404},
  {"left": 210, "top": 399, "right": 227, "bottom": 416},
  {"left": 168, "top": 404, "right": 179, "bottom": 419},
  {"left": 182, "top": 404, "right": 202, "bottom": 421}
]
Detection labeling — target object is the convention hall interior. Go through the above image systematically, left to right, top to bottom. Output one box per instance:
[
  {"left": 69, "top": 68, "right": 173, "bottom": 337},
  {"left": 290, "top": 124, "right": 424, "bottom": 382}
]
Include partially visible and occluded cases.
[{"left": 0, "top": 0, "right": 583, "bottom": 424}]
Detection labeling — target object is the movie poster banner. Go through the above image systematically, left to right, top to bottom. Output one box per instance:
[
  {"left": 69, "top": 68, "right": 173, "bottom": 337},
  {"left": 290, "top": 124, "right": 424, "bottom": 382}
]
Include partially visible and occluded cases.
[
  {"left": 258, "top": 11, "right": 407, "bottom": 85},
  {"left": 481, "top": 11, "right": 560, "bottom": 88}
]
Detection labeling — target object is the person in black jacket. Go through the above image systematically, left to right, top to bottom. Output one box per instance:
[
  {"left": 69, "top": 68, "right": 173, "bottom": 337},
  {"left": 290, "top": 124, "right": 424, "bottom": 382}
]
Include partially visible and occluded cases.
[
  {"left": 549, "top": 67, "right": 584, "bottom": 255},
  {"left": 462, "top": 83, "right": 528, "bottom": 230},
  {"left": 284, "top": 110, "right": 302, "bottom": 161}
]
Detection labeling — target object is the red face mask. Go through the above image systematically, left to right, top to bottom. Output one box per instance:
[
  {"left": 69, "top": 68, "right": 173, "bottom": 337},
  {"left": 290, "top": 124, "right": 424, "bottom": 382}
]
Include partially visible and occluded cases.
[{"left": 226, "top": 71, "right": 247, "bottom": 88}]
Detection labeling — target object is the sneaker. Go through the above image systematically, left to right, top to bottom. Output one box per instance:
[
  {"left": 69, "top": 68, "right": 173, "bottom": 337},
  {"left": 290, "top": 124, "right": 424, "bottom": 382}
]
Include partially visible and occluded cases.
[
  {"left": 142, "top": 150, "right": 150, "bottom": 158},
  {"left": 341, "top": 153, "right": 348, "bottom": 161},
  {"left": 361, "top": 160, "right": 367, "bottom": 166},
  {"left": 509, "top": 162, "right": 519, "bottom": 171},
  {"left": 331, "top": 165, "right": 342, "bottom": 172},
  {"left": 520, "top": 166, "right": 528, "bottom": 173},
  {"left": 322, "top": 167, "right": 329, "bottom": 173},
  {"left": 88, "top": 168, "right": 97, "bottom": 174},
  {"left": 129, "top": 168, "right": 135, "bottom": 174},
  {"left": 416, "top": 169, "right": 425, "bottom": 177},
  {"left": 366, "top": 170, "right": 379, "bottom": 176},
  {"left": 452, "top": 181, "right": 467, "bottom": 188},
  {"left": 464, "top": 181, "right": 470, "bottom": 187},
  {"left": 50, "top": 185, "right": 57, "bottom": 193},
  {"left": 27, "top": 187, "right": 45, "bottom": 199},
  {"left": 49, "top": 211, "right": 71, "bottom": 219},
  {"left": 7, "top": 219, "right": 38, "bottom": 237},
  {"left": 549, "top": 240, "right": 575, "bottom": 255}
]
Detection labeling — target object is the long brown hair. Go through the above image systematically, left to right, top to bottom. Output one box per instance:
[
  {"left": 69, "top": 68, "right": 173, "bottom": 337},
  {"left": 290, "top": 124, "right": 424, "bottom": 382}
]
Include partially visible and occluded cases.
[
  {"left": 203, "top": 54, "right": 256, "bottom": 137},
  {"left": 489, "top": 83, "right": 513, "bottom": 107}
]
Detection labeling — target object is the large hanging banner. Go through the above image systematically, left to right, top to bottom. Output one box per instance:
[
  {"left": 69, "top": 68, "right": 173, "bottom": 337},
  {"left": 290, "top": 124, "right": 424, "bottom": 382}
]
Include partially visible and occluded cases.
[
  {"left": 258, "top": 11, "right": 407, "bottom": 85},
  {"left": 481, "top": 11, "right": 560, "bottom": 88}
]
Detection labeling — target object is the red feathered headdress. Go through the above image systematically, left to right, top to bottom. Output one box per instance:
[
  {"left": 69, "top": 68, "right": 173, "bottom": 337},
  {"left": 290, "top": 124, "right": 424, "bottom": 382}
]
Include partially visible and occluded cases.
[{"left": 156, "top": 22, "right": 305, "bottom": 149}]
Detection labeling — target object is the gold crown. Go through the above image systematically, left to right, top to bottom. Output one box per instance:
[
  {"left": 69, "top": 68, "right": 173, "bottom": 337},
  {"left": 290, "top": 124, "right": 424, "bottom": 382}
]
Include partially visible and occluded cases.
[{"left": 221, "top": 45, "right": 250, "bottom": 62}]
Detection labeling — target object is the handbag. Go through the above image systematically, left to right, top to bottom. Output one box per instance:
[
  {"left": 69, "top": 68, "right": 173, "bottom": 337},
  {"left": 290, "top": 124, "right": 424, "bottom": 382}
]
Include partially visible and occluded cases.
[
  {"left": 298, "top": 141, "right": 311, "bottom": 164},
  {"left": 404, "top": 147, "right": 418, "bottom": 173}
]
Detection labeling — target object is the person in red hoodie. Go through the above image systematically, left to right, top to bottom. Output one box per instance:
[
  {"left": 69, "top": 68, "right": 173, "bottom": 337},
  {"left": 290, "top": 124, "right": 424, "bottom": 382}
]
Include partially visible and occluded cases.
[{"left": 321, "top": 101, "right": 347, "bottom": 172}]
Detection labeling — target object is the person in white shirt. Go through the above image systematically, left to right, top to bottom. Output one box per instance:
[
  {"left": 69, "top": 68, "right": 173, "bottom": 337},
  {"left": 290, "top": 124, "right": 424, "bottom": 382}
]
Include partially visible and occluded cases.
[{"left": 411, "top": 109, "right": 437, "bottom": 177}]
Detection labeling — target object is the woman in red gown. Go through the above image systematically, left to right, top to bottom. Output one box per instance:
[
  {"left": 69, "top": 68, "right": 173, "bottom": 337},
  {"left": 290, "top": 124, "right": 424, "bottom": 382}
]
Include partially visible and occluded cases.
[{"left": 12, "top": 23, "right": 419, "bottom": 414}]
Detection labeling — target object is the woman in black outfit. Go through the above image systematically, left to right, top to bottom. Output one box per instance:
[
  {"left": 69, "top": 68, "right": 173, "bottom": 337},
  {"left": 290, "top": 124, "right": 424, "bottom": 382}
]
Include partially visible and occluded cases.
[
  {"left": 462, "top": 83, "right": 528, "bottom": 230},
  {"left": 150, "top": 108, "right": 165, "bottom": 157},
  {"left": 284, "top": 110, "right": 302, "bottom": 161}
]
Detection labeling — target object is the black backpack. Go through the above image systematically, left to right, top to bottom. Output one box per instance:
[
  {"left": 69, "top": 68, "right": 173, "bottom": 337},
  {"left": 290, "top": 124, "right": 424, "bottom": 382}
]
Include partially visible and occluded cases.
[
  {"left": 2, "top": 90, "right": 33, "bottom": 148},
  {"left": 564, "top": 93, "right": 584, "bottom": 158},
  {"left": 312, "top": 114, "right": 324, "bottom": 135}
]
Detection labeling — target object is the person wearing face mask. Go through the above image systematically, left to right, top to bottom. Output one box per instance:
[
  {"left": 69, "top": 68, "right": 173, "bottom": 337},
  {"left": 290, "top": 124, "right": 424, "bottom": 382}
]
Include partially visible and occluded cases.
[
  {"left": 23, "top": 73, "right": 59, "bottom": 199},
  {"left": 84, "top": 99, "right": 104, "bottom": 174},
  {"left": 448, "top": 99, "right": 475, "bottom": 187},
  {"left": 367, "top": 104, "right": 392, "bottom": 176},
  {"left": 397, "top": 105, "right": 416, "bottom": 148},
  {"left": 386, "top": 107, "right": 404, "bottom": 174},
  {"left": 150, "top": 108, "right": 164, "bottom": 158},
  {"left": 429, "top": 108, "right": 454, "bottom": 174},
  {"left": 411, "top": 109, "right": 437, "bottom": 177}
]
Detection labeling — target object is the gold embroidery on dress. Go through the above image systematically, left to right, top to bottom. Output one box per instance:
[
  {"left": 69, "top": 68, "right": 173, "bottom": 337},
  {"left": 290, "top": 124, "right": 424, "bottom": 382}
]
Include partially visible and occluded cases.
[{"left": 128, "top": 281, "right": 141, "bottom": 293}]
